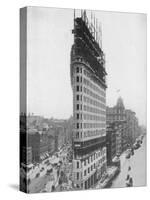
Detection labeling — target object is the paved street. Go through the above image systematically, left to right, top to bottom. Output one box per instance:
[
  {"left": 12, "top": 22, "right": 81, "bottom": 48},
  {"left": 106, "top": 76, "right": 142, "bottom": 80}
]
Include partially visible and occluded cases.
[{"left": 111, "top": 136, "right": 146, "bottom": 188}]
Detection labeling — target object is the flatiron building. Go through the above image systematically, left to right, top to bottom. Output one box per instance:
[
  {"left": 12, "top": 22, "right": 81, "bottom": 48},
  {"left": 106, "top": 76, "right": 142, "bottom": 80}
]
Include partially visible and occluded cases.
[{"left": 70, "top": 11, "right": 107, "bottom": 189}]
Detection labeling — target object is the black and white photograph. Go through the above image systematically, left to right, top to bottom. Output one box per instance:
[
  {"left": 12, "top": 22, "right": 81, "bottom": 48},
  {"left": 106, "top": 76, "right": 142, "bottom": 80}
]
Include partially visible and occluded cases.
[{"left": 20, "top": 6, "right": 147, "bottom": 193}]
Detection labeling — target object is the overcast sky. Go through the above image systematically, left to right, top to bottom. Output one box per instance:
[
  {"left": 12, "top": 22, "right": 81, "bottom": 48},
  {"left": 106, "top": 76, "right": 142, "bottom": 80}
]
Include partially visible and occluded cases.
[{"left": 27, "top": 7, "right": 147, "bottom": 126}]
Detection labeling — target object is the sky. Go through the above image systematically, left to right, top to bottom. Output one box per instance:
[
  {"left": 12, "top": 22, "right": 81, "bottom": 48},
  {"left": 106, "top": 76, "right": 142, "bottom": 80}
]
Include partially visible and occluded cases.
[{"left": 27, "top": 7, "right": 147, "bottom": 126}]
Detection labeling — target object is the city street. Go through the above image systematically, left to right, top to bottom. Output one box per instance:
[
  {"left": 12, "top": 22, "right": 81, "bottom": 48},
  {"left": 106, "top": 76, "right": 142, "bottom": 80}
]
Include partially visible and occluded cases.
[
  {"left": 111, "top": 136, "right": 146, "bottom": 188},
  {"left": 27, "top": 144, "right": 72, "bottom": 193}
]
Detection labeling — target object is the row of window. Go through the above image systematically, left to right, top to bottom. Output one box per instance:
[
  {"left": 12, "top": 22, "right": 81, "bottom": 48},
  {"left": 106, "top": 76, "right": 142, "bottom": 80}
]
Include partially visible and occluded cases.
[
  {"left": 75, "top": 64, "right": 106, "bottom": 89},
  {"left": 83, "top": 68, "right": 106, "bottom": 94},
  {"left": 75, "top": 74, "right": 105, "bottom": 99},
  {"left": 83, "top": 77, "right": 105, "bottom": 98},
  {"left": 74, "top": 84, "right": 105, "bottom": 104},
  {"left": 83, "top": 86, "right": 105, "bottom": 103},
  {"left": 76, "top": 94, "right": 106, "bottom": 113},
  {"left": 76, "top": 95, "right": 106, "bottom": 115},
  {"left": 84, "top": 95, "right": 105, "bottom": 108},
  {"left": 84, "top": 104, "right": 105, "bottom": 114},
  {"left": 75, "top": 112, "right": 105, "bottom": 121},
  {"left": 83, "top": 113, "right": 105, "bottom": 121},
  {"left": 76, "top": 122, "right": 105, "bottom": 129},
  {"left": 75, "top": 129, "right": 105, "bottom": 139},
  {"left": 83, "top": 150, "right": 106, "bottom": 166},
  {"left": 76, "top": 156, "right": 106, "bottom": 180},
  {"left": 76, "top": 162, "right": 101, "bottom": 180},
  {"left": 76, "top": 163, "right": 96, "bottom": 180},
  {"left": 84, "top": 164, "right": 95, "bottom": 176}
]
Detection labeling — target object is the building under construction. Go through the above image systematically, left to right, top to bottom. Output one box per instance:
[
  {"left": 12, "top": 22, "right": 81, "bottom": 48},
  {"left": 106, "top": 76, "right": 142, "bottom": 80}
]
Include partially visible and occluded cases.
[{"left": 70, "top": 10, "right": 107, "bottom": 189}]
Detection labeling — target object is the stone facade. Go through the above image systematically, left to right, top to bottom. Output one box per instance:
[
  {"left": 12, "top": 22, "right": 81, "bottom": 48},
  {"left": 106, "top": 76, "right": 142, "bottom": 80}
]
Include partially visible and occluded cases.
[{"left": 70, "top": 13, "right": 107, "bottom": 189}]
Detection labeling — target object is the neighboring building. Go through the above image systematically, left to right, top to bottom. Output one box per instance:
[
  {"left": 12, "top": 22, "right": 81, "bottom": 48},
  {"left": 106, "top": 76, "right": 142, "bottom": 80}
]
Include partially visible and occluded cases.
[
  {"left": 70, "top": 11, "right": 107, "bottom": 189},
  {"left": 106, "top": 97, "right": 127, "bottom": 153},
  {"left": 106, "top": 97, "right": 126, "bottom": 123},
  {"left": 106, "top": 98, "right": 141, "bottom": 152},
  {"left": 125, "top": 109, "right": 139, "bottom": 145},
  {"left": 125, "top": 110, "right": 136, "bottom": 145},
  {"left": 27, "top": 114, "right": 73, "bottom": 155},
  {"left": 26, "top": 115, "right": 73, "bottom": 161},
  {"left": 48, "top": 117, "right": 73, "bottom": 149},
  {"left": 106, "top": 121, "right": 122, "bottom": 166},
  {"left": 106, "top": 123, "right": 116, "bottom": 165},
  {"left": 48, "top": 126, "right": 67, "bottom": 152},
  {"left": 56, "top": 126, "right": 66, "bottom": 150},
  {"left": 115, "top": 126, "right": 122, "bottom": 155},
  {"left": 47, "top": 127, "right": 57, "bottom": 152},
  {"left": 28, "top": 130, "right": 49, "bottom": 163},
  {"left": 47, "top": 135, "right": 55, "bottom": 155}
]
